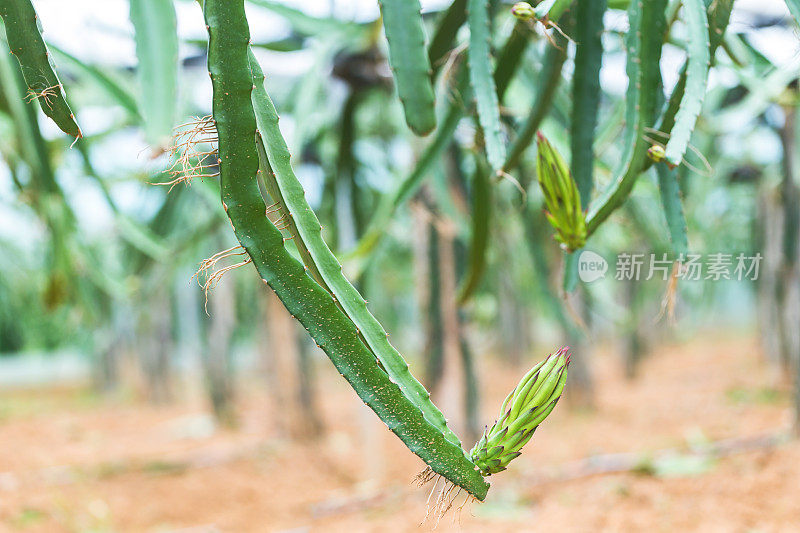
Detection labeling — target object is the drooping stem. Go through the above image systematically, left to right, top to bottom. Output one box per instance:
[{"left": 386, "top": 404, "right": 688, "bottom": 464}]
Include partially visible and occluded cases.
[{"left": 203, "top": 0, "right": 488, "bottom": 499}]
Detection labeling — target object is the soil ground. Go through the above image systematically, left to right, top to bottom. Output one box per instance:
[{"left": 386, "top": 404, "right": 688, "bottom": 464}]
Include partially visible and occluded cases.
[{"left": 1, "top": 331, "right": 798, "bottom": 532}]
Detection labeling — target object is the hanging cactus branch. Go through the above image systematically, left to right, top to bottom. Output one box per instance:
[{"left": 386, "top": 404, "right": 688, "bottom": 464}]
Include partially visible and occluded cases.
[
  {"left": 0, "top": 0, "right": 82, "bottom": 139},
  {"left": 200, "top": 0, "right": 489, "bottom": 501}
]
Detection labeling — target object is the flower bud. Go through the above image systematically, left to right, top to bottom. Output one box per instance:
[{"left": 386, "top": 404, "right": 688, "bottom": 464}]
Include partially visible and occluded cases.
[
  {"left": 511, "top": 1, "right": 535, "bottom": 20},
  {"left": 536, "top": 132, "right": 587, "bottom": 251},
  {"left": 647, "top": 144, "right": 666, "bottom": 162},
  {"left": 647, "top": 144, "right": 678, "bottom": 169},
  {"left": 470, "top": 347, "right": 570, "bottom": 475}
]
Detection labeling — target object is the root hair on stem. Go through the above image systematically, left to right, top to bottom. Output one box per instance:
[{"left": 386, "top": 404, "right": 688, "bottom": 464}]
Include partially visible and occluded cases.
[
  {"left": 542, "top": 16, "right": 573, "bottom": 46},
  {"left": 524, "top": 17, "right": 572, "bottom": 50},
  {"left": 439, "top": 45, "right": 468, "bottom": 107},
  {"left": 25, "top": 84, "right": 60, "bottom": 109},
  {"left": 155, "top": 115, "right": 220, "bottom": 190},
  {"left": 642, "top": 128, "right": 713, "bottom": 176},
  {"left": 496, "top": 169, "right": 528, "bottom": 204},
  {"left": 192, "top": 245, "right": 251, "bottom": 314},
  {"left": 655, "top": 260, "right": 681, "bottom": 324},
  {"left": 561, "top": 288, "right": 589, "bottom": 334},
  {"left": 415, "top": 466, "right": 478, "bottom": 528}
]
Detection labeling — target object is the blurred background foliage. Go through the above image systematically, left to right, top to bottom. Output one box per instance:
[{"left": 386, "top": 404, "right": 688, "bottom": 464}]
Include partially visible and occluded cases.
[{"left": 0, "top": 0, "right": 798, "bottom": 442}]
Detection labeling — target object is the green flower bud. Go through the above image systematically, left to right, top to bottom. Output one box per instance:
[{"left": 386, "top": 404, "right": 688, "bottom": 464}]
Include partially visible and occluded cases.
[
  {"left": 511, "top": 1, "right": 536, "bottom": 20},
  {"left": 536, "top": 132, "right": 587, "bottom": 251},
  {"left": 647, "top": 144, "right": 666, "bottom": 162},
  {"left": 647, "top": 144, "right": 678, "bottom": 169},
  {"left": 470, "top": 347, "right": 570, "bottom": 476}
]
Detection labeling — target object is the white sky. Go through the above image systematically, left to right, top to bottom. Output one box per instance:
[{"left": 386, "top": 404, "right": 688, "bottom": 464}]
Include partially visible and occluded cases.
[{"left": 31, "top": 0, "right": 797, "bottom": 66}]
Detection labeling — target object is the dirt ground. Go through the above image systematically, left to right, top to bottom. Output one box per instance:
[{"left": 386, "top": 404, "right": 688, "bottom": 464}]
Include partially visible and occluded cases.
[{"left": 1, "top": 331, "right": 799, "bottom": 532}]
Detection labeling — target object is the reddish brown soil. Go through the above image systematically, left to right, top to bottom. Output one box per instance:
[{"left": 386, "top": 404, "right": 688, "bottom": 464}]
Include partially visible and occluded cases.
[{"left": 1, "top": 331, "right": 798, "bottom": 532}]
